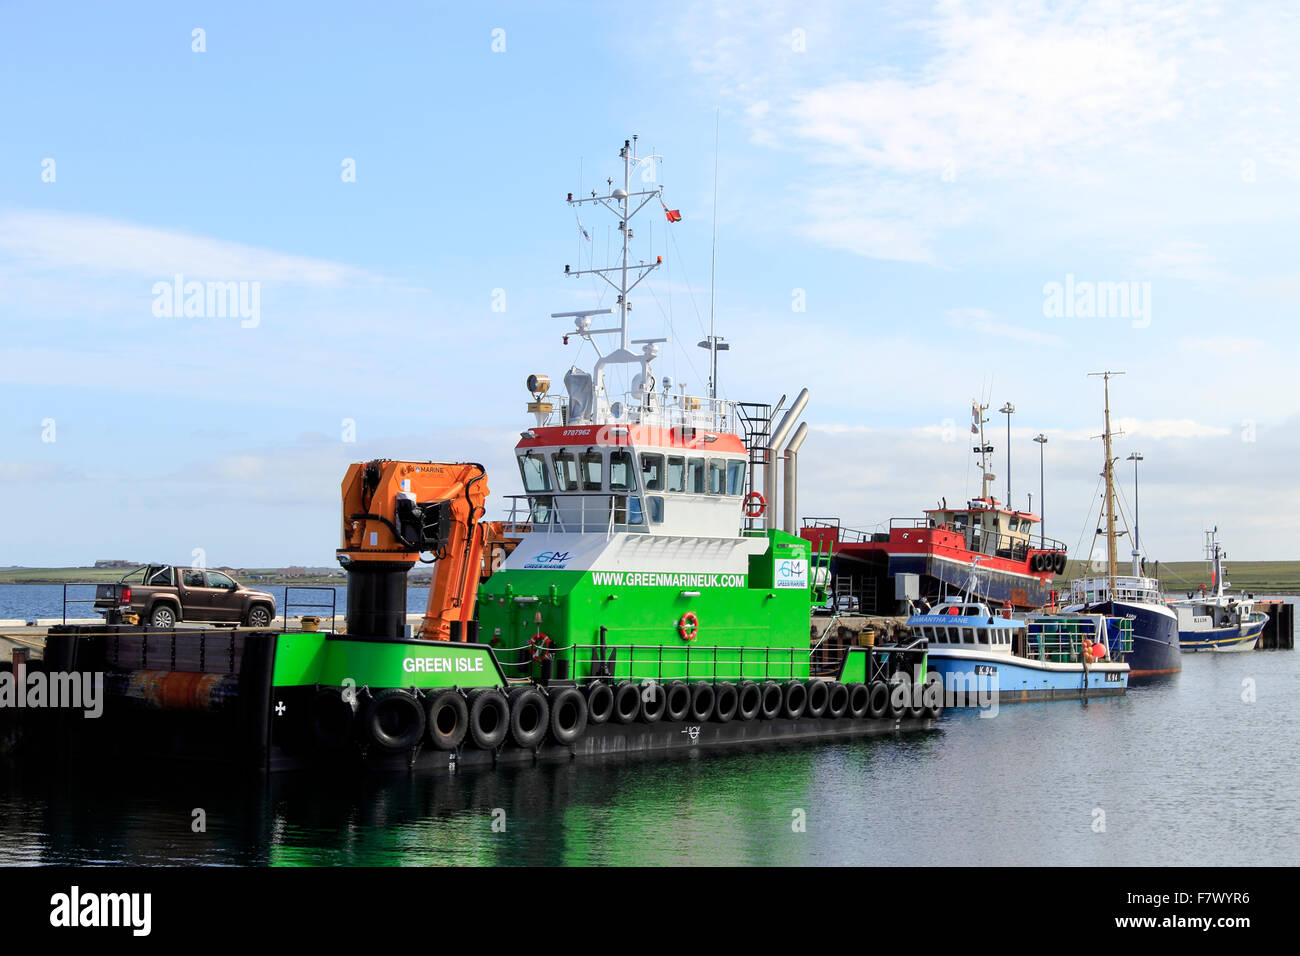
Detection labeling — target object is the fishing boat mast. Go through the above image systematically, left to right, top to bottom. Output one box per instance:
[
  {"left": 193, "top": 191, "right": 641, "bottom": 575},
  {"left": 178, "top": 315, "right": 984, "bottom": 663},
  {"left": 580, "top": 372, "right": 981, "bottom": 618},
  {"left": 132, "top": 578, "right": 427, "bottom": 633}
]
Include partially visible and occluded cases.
[
  {"left": 1089, "top": 370, "right": 1125, "bottom": 593},
  {"left": 972, "top": 400, "right": 994, "bottom": 503}
]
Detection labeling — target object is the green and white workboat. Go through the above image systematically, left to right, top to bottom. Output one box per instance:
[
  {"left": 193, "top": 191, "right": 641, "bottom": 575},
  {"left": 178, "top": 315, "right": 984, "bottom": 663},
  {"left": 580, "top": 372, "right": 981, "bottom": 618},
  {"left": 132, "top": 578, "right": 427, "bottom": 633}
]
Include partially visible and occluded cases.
[{"left": 21, "top": 138, "right": 940, "bottom": 774}]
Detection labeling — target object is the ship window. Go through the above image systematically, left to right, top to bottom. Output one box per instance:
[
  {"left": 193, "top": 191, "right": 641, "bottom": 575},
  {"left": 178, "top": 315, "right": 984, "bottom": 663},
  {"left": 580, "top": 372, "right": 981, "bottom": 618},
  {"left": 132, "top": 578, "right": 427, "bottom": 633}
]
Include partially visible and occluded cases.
[
  {"left": 580, "top": 451, "right": 603, "bottom": 491},
  {"left": 610, "top": 451, "right": 635, "bottom": 492},
  {"left": 552, "top": 452, "right": 579, "bottom": 492},
  {"left": 519, "top": 453, "right": 553, "bottom": 493},
  {"left": 641, "top": 454, "right": 665, "bottom": 491},
  {"left": 666, "top": 456, "right": 686, "bottom": 493},
  {"left": 687, "top": 457, "right": 706, "bottom": 494},
  {"left": 708, "top": 459, "right": 726, "bottom": 495},
  {"left": 727, "top": 460, "right": 746, "bottom": 496},
  {"left": 528, "top": 496, "right": 553, "bottom": 524},
  {"left": 626, "top": 496, "right": 644, "bottom": 525},
  {"left": 646, "top": 496, "right": 664, "bottom": 523},
  {"left": 962, "top": 628, "right": 975, "bottom": 645},
  {"left": 976, "top": 628, "right": 987, "bottom": 644}
]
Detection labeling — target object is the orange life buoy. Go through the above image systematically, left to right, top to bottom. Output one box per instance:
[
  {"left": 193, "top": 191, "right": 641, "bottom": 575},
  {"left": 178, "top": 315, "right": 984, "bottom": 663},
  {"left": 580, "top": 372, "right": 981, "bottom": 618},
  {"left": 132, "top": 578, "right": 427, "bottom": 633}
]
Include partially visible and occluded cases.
[
  {"left": 743, "top": 492, "right": 766, "bottom": 518},
  {"left": 678, "top": 612, "right": 699, "bottom": 641},
  {"left": 529, "top": 632, "right": 554, "bottom": 663}
]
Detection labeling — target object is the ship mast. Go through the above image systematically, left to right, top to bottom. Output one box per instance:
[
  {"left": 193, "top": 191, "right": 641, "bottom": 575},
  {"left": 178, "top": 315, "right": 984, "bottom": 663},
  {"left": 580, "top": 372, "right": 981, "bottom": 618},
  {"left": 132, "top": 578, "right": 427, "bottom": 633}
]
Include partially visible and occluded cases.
[
  {"left": 560, "top": 137, "right": 667, "bottom": 401},
  {"left": 1089, "top": 371, "right": 1125, "bottom": 593},
  {"left": 972, "top": 401, "right": 994, "bottom": 503}
]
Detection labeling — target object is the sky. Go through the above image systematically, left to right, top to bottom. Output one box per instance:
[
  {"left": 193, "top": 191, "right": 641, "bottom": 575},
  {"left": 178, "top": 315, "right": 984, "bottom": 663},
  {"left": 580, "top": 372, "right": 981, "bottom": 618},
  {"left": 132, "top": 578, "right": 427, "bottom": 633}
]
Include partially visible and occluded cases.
[{"left": 2, "top": 0, "right": 1299, "bottom": 568}]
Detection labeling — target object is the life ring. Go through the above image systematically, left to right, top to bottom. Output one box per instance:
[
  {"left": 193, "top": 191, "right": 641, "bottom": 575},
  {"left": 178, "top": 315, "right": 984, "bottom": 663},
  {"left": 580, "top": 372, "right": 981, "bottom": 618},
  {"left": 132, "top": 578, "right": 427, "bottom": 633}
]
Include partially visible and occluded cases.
[
  {"left": 743, "top": 492, "right": 766, "bottom": 518},
  {"left": 678, "top": 612, "right": 699, "bottom": 641},
  {"left": 529, "top": 632, "right": 554, "bottom": 663}
]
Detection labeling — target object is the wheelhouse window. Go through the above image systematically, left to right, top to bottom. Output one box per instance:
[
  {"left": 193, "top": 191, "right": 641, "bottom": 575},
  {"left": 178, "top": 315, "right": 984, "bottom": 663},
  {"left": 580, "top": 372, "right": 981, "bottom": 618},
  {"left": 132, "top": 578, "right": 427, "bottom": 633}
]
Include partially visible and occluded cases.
[
  {"left": 610, "top": 450, "right": 635, "bottom": 492},
  {"left": 580, "top": 451, "right": 603, "bottom": 491},
  {"left": 552, "top": 452, "right": 579, "bottom": 492},
  {"left": 518, "top": 453, "right": 552, "bottom": 493},
  {"left": 641, "top": 453, "right": 665, "bottom": 491},
  {"left": 666, "top": 456, "right": 686, "bottom": 493},
  {"left": 687, "top": 457, "right": 706, "bottom": 494},
  {"left": 707, "top": 459, "right": 726, "bottom": 495},
  {"left": 727, "top": 460, "right": 746, "bottom": 496},
  {"left": 646, "top": 496, "right": 664, "bottom": 523}
]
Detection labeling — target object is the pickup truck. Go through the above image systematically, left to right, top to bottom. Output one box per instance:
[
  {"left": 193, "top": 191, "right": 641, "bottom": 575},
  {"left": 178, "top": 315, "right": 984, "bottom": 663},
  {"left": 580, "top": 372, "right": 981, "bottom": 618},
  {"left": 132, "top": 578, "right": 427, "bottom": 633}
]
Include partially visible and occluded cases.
[{"left": 94, "top": 564, "right": 277, "bottom": 628}]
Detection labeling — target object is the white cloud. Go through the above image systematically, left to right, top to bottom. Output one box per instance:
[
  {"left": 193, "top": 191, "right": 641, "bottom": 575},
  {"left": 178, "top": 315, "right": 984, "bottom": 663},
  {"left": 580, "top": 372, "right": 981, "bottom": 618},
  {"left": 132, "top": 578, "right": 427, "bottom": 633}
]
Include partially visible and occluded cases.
[
  {"left": 0, "top": 210, "right": 378, "bottom": 285},
  {"left": 946, "top": 307, "right": 1063, "bottom": 346}
]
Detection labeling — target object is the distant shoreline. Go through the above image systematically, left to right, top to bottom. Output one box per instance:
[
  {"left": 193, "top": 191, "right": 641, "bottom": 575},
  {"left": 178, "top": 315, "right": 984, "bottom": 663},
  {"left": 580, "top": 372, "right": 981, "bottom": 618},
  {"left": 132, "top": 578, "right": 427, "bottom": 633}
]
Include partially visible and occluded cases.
[{"left": 0, "top": 569, "right": 432, "bottom": 587}]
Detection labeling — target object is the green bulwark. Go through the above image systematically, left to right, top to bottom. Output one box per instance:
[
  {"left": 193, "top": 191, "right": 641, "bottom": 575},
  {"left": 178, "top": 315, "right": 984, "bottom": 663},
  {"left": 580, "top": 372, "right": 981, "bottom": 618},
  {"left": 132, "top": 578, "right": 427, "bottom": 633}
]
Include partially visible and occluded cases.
[
  {"left": 477, "top": 529, "right": 822, "bottom": 684},
  {"left": 271, "top": 634, "right": 506, "bottom": 690}
]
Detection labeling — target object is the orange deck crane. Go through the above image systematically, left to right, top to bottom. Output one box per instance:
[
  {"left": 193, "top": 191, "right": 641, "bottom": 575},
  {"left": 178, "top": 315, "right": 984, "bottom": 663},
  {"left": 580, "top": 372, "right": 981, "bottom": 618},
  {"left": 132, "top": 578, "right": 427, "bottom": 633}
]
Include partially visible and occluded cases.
[{"left": 337, "top": 460, "right": 515, "bottom": 641}]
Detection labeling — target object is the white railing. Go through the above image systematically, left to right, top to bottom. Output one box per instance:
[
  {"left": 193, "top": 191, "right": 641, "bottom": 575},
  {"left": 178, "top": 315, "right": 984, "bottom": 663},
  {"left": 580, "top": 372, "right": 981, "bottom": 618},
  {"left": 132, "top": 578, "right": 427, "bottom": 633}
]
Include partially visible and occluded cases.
[{"left": 502, "top": 494, "right": 651, "bottom": 537}]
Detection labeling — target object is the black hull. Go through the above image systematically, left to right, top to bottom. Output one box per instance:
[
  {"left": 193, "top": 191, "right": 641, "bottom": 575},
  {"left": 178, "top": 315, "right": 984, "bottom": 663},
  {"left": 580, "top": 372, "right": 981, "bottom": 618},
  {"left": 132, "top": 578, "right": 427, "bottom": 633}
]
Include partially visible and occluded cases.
[{"left": 1091, "top": 599, "right": 1181, "bottom": 677}]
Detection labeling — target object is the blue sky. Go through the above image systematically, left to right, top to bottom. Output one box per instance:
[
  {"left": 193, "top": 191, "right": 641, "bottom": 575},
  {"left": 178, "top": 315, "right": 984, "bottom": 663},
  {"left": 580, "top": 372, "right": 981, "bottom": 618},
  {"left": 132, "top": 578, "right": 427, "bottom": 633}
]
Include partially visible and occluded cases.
[{"left": 3, "top": 0, "right": 1300, "bottom": 567}]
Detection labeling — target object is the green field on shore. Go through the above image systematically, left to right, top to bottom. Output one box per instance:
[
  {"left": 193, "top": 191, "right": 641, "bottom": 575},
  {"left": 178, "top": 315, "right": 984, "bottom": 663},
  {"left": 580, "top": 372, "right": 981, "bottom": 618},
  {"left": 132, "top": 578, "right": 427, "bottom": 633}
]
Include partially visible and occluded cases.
[{"left": 1063, "top": 560, "right": 1300, "bottom": 594}]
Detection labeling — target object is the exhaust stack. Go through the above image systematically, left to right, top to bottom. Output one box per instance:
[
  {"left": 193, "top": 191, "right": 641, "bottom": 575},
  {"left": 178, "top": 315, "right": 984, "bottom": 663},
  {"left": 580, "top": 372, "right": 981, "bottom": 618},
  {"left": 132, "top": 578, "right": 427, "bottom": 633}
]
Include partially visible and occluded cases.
[
  {"left": 764, "top": 388, "right": 809, "bottom": 530},
  {"left": 783, "top": 421, "right": 810, "bottom": 535}
]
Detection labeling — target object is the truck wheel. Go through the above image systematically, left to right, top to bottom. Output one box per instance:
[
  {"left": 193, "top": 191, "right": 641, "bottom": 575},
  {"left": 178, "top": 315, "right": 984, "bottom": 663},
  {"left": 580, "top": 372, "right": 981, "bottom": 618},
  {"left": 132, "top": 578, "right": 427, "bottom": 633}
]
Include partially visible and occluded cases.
[
  {"left": 149, "top": 605, "right": 176, "bottom": 628},
  {"left": 246, "top": 606, "right": 272, "bottom": 628}
]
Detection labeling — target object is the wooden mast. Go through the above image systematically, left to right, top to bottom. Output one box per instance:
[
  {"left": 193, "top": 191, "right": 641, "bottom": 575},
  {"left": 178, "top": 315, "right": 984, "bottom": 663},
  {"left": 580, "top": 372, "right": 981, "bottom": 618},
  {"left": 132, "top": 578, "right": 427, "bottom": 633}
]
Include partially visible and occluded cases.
[{"left": 1090, "top": 371, "right": 1125, "bottom": 594}]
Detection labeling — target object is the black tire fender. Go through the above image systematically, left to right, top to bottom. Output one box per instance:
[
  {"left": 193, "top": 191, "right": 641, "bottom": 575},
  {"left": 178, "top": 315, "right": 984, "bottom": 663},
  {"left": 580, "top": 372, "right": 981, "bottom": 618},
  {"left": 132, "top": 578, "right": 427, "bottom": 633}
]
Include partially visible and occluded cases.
[
  {"left": 805, "top": 678, "right": 829, "bottom": 718},
  {"left": 664, "top": 680, "right": 691, "bottom": 721},
  {"left": 735, "top": 680, "right": 761, "bottom": 721},
  {"left": 758, "top": 680, "right": 783, "bottom": 720},
  {"left": 781, "top": 680, "right": 807, "bottom": 720},
  {"left": 612, "top": 681, "right": 641, "bottom": 724},
  {"left": 688, "top": 681, "right": 714, "bottom": 722},
  {"left": 825, "top": 681, "right": 849, "bottom": 719},
  {"left": 867, "top": 681, "right": 890, "bottom": 719},
  {"left": 585, "top": 682, "right": 614, "bottom": 725},
  {"left": 712, "top": 682, "right": 739, "bottom": 723},
  {"left": 847, "top": 682, "right": 870, "bottom": 719},
  {"left": 507, "top": 686, "right": 550, "bottom": 749},
  {"left": 548, "top": 687, "right": 588, "bottom": 745},
  {"left": 363, "top": 688, "right": 426, "bottom": 753},
  {"left": 467, "top": 688, "right": 509, "bottom": 749},
  {"left": 424, "top": 689, "right": 468, "bottom": 751}
]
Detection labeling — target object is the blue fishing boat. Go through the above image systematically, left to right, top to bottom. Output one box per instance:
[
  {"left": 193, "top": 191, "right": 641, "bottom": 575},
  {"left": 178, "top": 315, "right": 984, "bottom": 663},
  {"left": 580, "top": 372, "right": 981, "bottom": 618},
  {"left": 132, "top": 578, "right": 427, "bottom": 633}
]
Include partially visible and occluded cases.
[
  {"left": 1061, "top": 372, "right": 1181, "bottom": 677},
  {"left": 1172, "top": 529, "right": 1266, "bottom": 652},
  {"left": 909, "top": 600, "right": 1130, "bottom": 705}
]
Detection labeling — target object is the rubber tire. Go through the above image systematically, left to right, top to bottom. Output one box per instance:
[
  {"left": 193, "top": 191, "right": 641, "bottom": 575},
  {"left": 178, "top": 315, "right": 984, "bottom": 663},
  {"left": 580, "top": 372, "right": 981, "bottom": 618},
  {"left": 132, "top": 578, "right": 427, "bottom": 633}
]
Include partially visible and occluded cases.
[
  {"left": 1031, "top": 553, "right": 1043, "bottom": 572},
  {"left": 1055, "top": 553, "right": 1067, "bottom": 575},
  {"left": 149, "top": 604, "right": 177, "bottom": 628},
  {"left": 245, "top": 605, "right": 273, "bottom": 628},
  {"left": 922, "top": 673, "right": 945, "bottom": 720},
  {"left": 805, "top": 678, "right": 829, "bottom": 718},
  {"left": 664, "top": 680, "right": 691, "bottom": 721},
  {"left": 735, "top": 680, "right": 761, "bottom": 721},
  {"left": 612, "top": 681, "right": 641, "bottom": 724},
  {"left": 688, "top": 681, "right": 715, "bottom": 722},
  {"left": 758, "top": 681, "right": 783, "bottom": 720},
  {"left": 781, "top": 681, "right": 807, "bottom": 720},
  {"left": 825, "top": 681, "right": 849, "bottom": 719},
  {"left": 867, "top": 681, "right": 890, "bottom": 719},
  {"left": 886, "top": 681, "right": 910, "bottom": 720},
  {"left": 585, "top": 682, "right": 614, "bottom": 725},
  {"left": 639, "top": 682, "right": 667, "bottom": 724},
  {"left": 712, "top": 682, "right": 739, "bottom": 723},
  {"left": 847, "top": 682, "right": 870, "bottom": 719},
  {"left": 311, "top": 686, "right": 358, "bottom": 750},
  {"left": 507, "top": 686, "right": 550, "bottom": 749},
  {"left": 548, "top": 687, "right": 588, "bottom": 745},
  {"left": 363, "top": 688, "right": 427, "bottom": 753},
  {"left": 468, "top": 688, "right": 509, "bottom": 749},
  {"left": 424, "top": 689, "right": 469, "bottom": 751}
]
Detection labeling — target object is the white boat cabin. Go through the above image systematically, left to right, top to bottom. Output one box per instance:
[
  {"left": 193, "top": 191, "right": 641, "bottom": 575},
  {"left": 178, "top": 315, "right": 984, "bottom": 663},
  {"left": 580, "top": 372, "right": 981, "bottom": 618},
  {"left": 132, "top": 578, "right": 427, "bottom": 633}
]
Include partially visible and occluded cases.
[
  {"left": 923, "top": 498, "right": 1044, "bottom": 559},
  {"left": 908, "top": 601, "right": 1026, "bottom": 652}
]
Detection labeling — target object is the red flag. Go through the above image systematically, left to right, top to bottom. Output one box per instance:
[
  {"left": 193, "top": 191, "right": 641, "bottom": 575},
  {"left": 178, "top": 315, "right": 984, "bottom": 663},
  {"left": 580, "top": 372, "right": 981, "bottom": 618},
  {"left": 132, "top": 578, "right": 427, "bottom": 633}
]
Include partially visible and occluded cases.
[{"left": 664, "top": 208, "right": 682, "bottom": 223}]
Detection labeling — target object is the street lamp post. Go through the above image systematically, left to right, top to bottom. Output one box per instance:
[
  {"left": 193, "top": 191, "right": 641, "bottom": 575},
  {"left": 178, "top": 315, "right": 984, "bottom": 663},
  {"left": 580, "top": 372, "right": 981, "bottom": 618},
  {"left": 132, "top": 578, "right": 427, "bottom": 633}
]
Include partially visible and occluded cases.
[
  {"left": 999, "top": 402, "right": 1015, "bottom": 508},
  {"left": 1034, "top": 433, "right": 1048, "bottom": 548}
]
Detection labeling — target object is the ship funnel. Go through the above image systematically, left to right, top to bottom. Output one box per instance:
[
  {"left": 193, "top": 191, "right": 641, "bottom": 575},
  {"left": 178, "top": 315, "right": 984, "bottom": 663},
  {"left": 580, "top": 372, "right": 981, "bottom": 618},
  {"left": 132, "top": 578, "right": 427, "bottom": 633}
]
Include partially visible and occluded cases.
[
  {"left": 765, "top": 388, "right": 809, "bottom": 530},
  {"left": 783, "top": 421, "right": 810, "bottom": 535}
]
